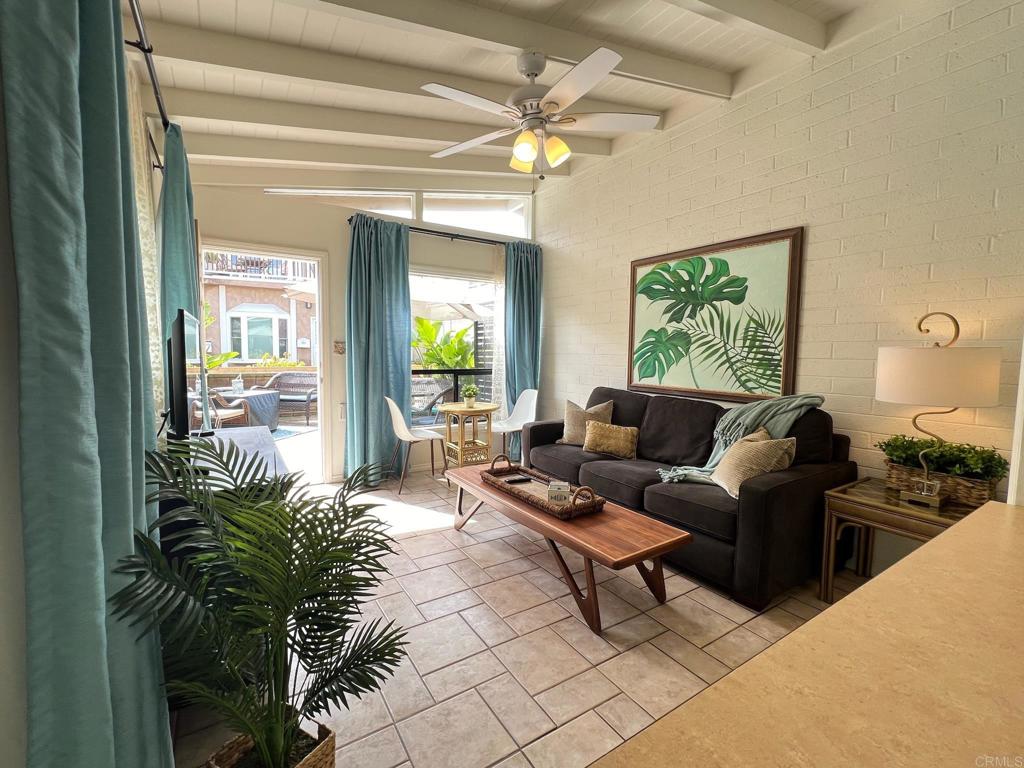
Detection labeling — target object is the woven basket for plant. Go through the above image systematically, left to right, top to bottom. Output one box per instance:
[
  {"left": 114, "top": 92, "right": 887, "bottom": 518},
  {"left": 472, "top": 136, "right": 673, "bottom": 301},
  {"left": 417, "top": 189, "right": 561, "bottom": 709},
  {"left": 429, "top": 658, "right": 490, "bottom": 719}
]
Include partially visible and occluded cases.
[
  {"left": 884, "top": 461, "right": 996, "bottom": 508},
  {"left": 206, "top": 722, "right": 334, "bottom": 768}
]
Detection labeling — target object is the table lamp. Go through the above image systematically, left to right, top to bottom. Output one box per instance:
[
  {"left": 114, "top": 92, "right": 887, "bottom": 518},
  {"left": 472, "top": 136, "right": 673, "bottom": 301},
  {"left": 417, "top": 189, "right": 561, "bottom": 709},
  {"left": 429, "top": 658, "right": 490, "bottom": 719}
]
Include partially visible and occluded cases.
[{"left": 875, "top": 312, "right": 1002, "bottom": 507}]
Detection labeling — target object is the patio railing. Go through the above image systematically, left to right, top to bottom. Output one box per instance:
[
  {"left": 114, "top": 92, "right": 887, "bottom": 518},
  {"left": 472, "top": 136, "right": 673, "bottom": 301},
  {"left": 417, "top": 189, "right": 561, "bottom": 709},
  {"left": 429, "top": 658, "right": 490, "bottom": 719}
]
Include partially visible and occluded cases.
[
  {"left": 203, "top": 251, "right": 317, "bottom": 283},
  {"left": 411, "top": 367, "right": 493, "bottom": 425}
]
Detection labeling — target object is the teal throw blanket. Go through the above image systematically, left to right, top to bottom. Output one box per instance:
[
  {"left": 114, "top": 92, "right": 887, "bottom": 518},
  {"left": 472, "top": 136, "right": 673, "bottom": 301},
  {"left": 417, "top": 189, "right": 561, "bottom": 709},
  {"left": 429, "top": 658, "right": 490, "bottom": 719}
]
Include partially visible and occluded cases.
[{"left": 658, "top": 394, "right": 825, "bottom": 483}]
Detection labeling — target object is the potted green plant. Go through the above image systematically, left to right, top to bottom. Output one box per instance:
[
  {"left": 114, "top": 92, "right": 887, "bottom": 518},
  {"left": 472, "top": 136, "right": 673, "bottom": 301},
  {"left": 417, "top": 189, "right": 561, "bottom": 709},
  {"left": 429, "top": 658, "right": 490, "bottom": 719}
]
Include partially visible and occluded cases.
[
  {"left": 461, "top": 382, "right": 479, "bottom": 408},
  {"left": 875, "top": 435, "right": 1009, "bottom": 506},
  {"left": 111, "top": 439, "right": 406, "bottom": 768}
]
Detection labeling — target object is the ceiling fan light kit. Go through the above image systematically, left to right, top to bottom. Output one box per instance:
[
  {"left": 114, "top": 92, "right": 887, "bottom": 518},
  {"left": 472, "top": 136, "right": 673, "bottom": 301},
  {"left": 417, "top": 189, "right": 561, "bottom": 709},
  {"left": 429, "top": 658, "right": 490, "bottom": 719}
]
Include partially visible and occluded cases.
[{"left": 422, "top": 47, "right": 660, "bottom": 175}]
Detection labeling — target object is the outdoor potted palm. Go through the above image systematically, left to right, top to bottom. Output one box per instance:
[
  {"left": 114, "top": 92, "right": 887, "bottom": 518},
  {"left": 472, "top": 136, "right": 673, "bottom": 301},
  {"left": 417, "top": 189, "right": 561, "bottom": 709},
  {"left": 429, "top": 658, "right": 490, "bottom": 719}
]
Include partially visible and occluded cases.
[
  {"left": 461, "top": 382, "right": 479, "bottom": 408},
  {"left": 111, "top": 439, "right": 406, "bottom": 768}
]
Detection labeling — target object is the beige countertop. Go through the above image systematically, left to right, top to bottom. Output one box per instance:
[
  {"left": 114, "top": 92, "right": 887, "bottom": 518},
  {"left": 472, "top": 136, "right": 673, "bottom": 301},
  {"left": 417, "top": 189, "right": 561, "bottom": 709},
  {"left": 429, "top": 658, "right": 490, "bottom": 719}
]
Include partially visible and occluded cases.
[{"left": 597, "top": 500, "right": 1024, "bottom": 768}]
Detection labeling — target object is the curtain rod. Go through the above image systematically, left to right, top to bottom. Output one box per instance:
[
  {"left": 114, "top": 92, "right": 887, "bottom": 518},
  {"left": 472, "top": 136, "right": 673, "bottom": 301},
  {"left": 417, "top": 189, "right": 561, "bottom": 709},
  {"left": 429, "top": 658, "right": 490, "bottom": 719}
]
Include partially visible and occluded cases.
[
  {"left": 124, "top": 0, "right": 168, "bottom": 172},
  {"left": 346, "top": 215, "right": 508, "bottom": 246}
]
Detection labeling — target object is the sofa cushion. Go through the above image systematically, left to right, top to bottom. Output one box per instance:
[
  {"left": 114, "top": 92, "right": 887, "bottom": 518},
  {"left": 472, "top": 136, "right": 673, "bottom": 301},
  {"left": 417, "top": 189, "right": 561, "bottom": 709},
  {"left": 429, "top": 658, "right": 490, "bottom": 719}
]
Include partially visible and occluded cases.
[
  {"left": 587, "top": 386, "right": 650, "bottom": 429},
  {"left": 637, "top": 396, "right": 724, "bottom": 466},
  {"left": 557, "top": 399, "right": 613, "bottom": 446},
  {"left": 786, "top": 408, "right": 834, "bottom": 464},
  {"left": 583, "top": 421, "right": 639, "bottom": 459},
  {"left": 529, "top": 443, "right": 606, "bottom": 484},
  {"left": 579, "top": 459, "right": 670, "bottom": 509},
  {"left": 643, "top": 482, "right": 739, "bottom": 543}
]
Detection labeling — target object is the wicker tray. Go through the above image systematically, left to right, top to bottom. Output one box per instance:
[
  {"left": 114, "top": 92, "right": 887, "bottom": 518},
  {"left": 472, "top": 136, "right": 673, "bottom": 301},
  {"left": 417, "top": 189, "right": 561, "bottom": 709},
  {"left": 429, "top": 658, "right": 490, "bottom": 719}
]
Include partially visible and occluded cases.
[{"left": 481, "top": 454, "right": 605, "bottom": 520}]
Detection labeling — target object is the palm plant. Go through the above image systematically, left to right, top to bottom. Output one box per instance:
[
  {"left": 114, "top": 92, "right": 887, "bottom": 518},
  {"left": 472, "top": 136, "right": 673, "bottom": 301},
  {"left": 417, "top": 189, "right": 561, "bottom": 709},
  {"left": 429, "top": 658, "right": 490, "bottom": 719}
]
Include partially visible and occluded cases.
[{"left": 110, "top": 439, "right": 406, "bottom": 768}]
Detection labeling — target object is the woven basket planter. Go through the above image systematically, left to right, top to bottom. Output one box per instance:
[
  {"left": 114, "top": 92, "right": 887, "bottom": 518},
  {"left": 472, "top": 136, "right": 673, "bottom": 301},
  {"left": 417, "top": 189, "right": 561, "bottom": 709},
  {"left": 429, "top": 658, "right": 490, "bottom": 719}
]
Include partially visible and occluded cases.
[
  {"left": 884, "top": 461, "right": 996, "bottom": 508},
  {"left": 206, "top": 722, "right": 334, "bottom": 768}
]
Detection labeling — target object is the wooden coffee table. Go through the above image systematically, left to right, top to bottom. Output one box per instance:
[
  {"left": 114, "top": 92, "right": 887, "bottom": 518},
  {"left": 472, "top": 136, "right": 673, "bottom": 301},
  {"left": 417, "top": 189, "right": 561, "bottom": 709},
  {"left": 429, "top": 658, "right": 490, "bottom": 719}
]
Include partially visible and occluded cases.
[{"left": 446, "top": 465, "right": 691, "bottom": 634}]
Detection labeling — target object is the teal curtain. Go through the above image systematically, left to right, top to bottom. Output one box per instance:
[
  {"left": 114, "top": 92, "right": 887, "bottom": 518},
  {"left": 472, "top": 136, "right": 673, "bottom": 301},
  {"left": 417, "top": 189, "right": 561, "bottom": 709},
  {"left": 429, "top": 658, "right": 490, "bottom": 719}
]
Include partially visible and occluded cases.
[
  {"left": 0, "top": 2, "right": 173, "bottom": 767},
  {"left": 158, "top": 123, "right": 199, "bottom": 340},
  {"left": 345, "top": 214, "right": 411, "bottom": 476},
  {"left": 505, "top": 241, "right": 543, "bottom": 460}
]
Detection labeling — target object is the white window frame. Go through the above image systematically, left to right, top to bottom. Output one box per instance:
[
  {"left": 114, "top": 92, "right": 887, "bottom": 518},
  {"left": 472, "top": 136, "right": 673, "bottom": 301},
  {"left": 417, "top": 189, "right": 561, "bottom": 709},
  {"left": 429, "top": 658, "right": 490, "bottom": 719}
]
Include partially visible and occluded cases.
[{"left": 228, "top": 311, "right": 291, "bottom": 362}]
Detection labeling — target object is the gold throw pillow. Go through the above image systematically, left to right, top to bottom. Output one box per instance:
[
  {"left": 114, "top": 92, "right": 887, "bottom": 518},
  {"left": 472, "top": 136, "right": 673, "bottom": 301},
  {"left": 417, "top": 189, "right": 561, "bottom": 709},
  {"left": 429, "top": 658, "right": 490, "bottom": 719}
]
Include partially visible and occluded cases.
[
  {"left": 557, "top": 399, "right": 613, "bottom": 446},
  {"left": 583, "top": 421, "right": 639, "bottom": 460},
  {"left": 711, "top": 431, "right": 796, "bottom": 499}
]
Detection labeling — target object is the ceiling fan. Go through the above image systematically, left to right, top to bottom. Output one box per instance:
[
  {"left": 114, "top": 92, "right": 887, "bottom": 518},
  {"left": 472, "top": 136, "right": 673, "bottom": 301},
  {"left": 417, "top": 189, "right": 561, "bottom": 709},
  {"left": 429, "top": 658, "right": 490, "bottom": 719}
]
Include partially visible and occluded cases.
[{"left": 422, "top": 48, "right": 660, "bottom": 174}]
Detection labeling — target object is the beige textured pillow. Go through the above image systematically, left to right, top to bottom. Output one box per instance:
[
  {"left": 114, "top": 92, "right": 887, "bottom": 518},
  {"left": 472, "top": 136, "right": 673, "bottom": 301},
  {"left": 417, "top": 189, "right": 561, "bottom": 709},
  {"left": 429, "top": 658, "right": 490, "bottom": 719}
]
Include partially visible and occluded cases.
[
  {"left": 557, "top": 399, "right": 613, "bottom": 446},
  {"left": 583, "top": 421, "right": 639, "bottom": 460},
  {"left": 711, "top": 431, "right": 796, "bottom": 498}
]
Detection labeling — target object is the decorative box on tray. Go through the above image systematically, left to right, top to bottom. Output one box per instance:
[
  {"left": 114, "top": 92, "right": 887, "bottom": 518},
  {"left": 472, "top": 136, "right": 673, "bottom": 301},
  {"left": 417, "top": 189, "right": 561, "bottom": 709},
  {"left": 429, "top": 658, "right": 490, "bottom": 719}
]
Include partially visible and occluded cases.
[{"left": 481, "top": 455, "right": 605, "bottom": 520}]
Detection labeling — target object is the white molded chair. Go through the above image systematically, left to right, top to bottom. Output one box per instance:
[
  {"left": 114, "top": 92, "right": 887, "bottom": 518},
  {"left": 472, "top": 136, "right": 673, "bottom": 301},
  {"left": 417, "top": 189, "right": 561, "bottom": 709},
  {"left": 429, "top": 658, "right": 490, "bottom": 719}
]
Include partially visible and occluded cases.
[
  {"left": 491, "top": 389, "right": 538, "bottom": 456},
  {"left": 384, "top": 396, "right": 448, "bottom": 494}
]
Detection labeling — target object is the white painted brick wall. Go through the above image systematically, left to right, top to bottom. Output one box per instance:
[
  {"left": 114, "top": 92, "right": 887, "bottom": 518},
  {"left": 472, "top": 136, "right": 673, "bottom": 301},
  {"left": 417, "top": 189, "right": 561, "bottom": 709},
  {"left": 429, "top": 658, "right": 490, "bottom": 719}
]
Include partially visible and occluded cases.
[{"left": 535, "top": 0, "right": 1024, "bottom": 487}]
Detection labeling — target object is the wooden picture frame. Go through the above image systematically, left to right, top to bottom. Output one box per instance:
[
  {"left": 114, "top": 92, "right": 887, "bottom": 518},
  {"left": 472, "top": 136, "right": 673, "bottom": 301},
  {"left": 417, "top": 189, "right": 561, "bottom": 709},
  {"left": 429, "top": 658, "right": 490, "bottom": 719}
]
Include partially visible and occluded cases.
[{"left": 627, "top": 227, "right": 803, "bottom": 403}]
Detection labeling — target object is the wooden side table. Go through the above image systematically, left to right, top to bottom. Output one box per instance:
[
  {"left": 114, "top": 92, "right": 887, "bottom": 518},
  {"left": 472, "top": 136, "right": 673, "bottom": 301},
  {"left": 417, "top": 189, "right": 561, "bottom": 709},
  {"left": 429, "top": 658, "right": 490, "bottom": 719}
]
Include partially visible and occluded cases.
[
  {"left": 437, "top": 401, "right": 499, "bottom": 467},
  {"left": 820, "top": 477, "right": 976, "bottom": 603}
]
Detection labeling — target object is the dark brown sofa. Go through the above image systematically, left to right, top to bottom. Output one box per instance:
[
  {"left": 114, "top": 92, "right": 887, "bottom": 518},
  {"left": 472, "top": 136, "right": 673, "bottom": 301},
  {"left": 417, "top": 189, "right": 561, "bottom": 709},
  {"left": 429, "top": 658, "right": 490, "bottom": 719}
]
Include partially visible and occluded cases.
[{"left": 522, "top": 387, "right": 856, "bottom": 609}]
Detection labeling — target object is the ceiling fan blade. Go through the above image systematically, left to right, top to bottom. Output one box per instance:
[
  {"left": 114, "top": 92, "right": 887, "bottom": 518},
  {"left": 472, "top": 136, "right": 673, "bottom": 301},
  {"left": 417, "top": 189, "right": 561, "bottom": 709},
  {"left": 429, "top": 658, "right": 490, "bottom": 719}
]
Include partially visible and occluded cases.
[
  {"left": 542, "top": 47, "right": 622, "bottom": 113},
  {"left": 421, "top": 83, "right": 515, "bottom": 117},
  {"left": 556, "top": 112, "right": 661, "bottom": 133},
  {"left": 430, "top": 127, "right": 519, "bottom": 159}
]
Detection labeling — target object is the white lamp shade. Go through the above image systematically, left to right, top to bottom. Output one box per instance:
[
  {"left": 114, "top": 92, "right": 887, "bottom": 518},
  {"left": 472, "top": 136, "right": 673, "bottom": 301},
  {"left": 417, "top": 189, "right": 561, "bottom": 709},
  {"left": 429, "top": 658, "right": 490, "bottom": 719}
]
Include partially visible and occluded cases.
[{"left": 875, "top": 346, "right": 1002, "bottom": 407}]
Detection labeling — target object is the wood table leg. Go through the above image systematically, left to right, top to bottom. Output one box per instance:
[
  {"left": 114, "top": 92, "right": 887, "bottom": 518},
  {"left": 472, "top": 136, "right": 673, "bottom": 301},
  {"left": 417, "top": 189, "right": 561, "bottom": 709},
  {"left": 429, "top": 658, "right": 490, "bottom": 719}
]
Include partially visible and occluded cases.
[
  {"left": 453, "top": 486, "right": 484, "bottom": 531},
  {"left": 819, "top": 511, "right": 840, "bottom": 603},
  {"left": 547, "top": 539, "right": 601, "bottom": 633},
  {"left": 635, "top": 557, "right": 666, "bottom": 603}
]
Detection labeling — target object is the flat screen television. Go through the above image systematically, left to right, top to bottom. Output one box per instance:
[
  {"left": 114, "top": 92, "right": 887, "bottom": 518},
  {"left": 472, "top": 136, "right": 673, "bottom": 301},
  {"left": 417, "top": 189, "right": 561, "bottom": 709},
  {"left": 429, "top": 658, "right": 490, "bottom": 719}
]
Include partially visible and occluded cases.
[{"left": 167, "top": 308, "right": 202, "bottom": 440}]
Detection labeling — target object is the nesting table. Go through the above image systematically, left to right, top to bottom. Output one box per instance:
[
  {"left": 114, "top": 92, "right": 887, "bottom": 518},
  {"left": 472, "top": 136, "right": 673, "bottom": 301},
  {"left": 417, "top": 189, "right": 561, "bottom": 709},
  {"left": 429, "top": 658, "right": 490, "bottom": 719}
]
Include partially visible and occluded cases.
[{"left": 437, "top": 401, "right": 499, "bottom": 467}]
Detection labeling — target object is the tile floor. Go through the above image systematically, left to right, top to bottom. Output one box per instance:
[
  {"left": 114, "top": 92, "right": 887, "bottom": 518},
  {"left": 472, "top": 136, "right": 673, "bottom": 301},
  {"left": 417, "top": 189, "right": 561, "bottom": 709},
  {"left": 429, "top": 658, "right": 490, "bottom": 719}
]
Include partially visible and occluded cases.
[{"left": 174, "top": 470, "right": 865, "bottom": 768}]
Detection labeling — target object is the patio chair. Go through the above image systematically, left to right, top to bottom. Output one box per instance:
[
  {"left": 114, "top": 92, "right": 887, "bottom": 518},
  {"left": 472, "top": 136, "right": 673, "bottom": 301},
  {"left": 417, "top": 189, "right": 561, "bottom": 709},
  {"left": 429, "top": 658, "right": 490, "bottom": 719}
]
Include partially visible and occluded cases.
[
  {"left": 255, "top": 371, "right": 318, "bottom": 425},
  {"left": 411, "top": 377, "right": 453, "bottom": 424},
  {"left": 191, "top": 392, "right": 251, "bottom": 429},
  {"left": 385, "top": 396, "right": 448, "bottom": 494}
]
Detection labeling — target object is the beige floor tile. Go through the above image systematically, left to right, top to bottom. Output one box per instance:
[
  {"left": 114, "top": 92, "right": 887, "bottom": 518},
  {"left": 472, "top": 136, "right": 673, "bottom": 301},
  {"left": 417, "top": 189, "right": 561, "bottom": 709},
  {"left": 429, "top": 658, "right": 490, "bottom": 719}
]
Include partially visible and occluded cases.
[
  {"left": 461, "top": 511, "right": 508, "bottom": 534},
  {"left": 509, "top": 522, "right": 545, "bottom": 542},
  {"left": 471, "top": 526, "right": 518, "bottom": 543},
  {"left": 442, "top": 528, "right": 478, "bottom": 548},
  {"left": 399, "top": 532, "right": 456, "bottom": 560},
  {"left": 502, "top": 532, "right": 545, "bottom": 556},
  {"left": 463, "top": 539, "right": 522, "bottom": 568},
  {"left": 530, "top": 547, "right": 586, "bottom": 575},
  {"left": 413, "top": 549, "right": 466, "bottom": 570},
  {"left": 380, "top": 552, "right": 418, "bottom": 577},
  {"left": 449, "top": 558, "right": 491, "bottom": 587},
  {"left": 485, "top": 558, "right": 536, "bottom": 580},
  {"left": 398, "top": 564, "right": 468, "bottom": 604},
  {"left": 524, "top": 568, "right": 571, "bottom": 599},
  {"left": 476, "top": 574, "right": 552, "bottom": 617},
  {"left": 663, "top": 574, "right": 700, "bottom": 599},
  {"left": 601, "top": 576, "right": 660, "bottom": 611},
  {"left": 370, "top": 579, "right": 405, "bottom": 599},
  {"left": 788, "top": 584, "right": 832, "bottom": 611},
  {"left": 556, "top": 587, "right": 640, "bottom": 630},
  {"left": 688, "top": 587, "right": 758, "bottom": 624},
  {"left": 418, "top": 588, "right": 482, "bottom": 621},
  {"left": 376, "top": 592, "right": 425, "bottom": 629},
  {"left": 647, "top": 594, "right": 738, "bottom": 647},
  {"left": 777, "top": 596, "right": 821, "bottom": 621},
  {"left": 505, "top": 601, "right": 571, "bottom": 635},
  {"left": 459, "top": 603, "right": 517, "bottom": 646},
  {"left": 745, "top": 605, "right": 806, "bottom": 642},
  {"left": 403, "top": 613, "right": 486, "bottom": 675},
  {"left": 602, "top": 614, "right": 667, "bottom": 652},
  {"left": 549, "top": 617, "right": 619, "bottom": 665},
  {"left": 492, "top": 626, "right": 592, "bottom": 695},
  {"left": 704, "top": 626, "right": 771, "bottom": 668},
  {"left": 649, "top": 631, "right": 731, "bottom": 684},
  {"left": 598, "top": 643, "right": 706, "bottom": 718},
  {"left": 422, "top": 650, "right": 506, "bottom": 701},
  {"left": 380, "top": 658, "right": 434, "bottom": 721},
  {"left": 534, "top": 668, "right": 620, "bottom": 725},
  {"left": 477, "top": 672, "right": 556, "bottom": 746},
  {"left": 396, "top": 690, "right": 517, "bottom": 768},
  {"left": 321, "top": 691, "right": 392, "bottom": 748},
  {"left": 596, "top": 692, "right": 654, "bottom": 740},
  {"left": 523, "top": 710, "right": 623, "bottom": 768},
  {"left": 333, "top": 725, "right": 407, "bottom": 768},
  {"left": 493, "top": 753, "right": 531, "bottom": 768}
]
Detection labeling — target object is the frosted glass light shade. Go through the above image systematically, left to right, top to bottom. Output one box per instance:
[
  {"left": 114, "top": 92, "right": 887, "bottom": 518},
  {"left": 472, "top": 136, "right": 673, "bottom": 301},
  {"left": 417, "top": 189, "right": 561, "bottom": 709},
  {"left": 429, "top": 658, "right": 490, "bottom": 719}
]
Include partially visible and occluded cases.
[
  {"left": 512, "top": 129, "right": 538, "bottom": 162},
  {"left": 544, "top": 135, "right": 571, "bottom": 167},
  {"left": 508, "top": 155, "right": 533, "bottom": 173},
  {"left": 875, "top": 346, "right": 1002, "bottom": 407}
]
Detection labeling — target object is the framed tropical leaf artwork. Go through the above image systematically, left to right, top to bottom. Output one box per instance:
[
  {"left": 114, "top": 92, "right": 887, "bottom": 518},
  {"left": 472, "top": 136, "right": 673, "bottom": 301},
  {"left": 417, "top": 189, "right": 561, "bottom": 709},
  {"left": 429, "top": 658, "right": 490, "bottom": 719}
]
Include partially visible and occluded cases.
[{"left": 628, "top": 227, "right": 803, "bottom": 403}]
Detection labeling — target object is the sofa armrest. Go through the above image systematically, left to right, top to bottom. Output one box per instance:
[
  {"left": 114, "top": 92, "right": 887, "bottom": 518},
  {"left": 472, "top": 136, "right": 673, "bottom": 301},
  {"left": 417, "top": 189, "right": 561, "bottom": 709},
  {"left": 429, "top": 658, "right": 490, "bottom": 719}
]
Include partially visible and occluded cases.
[
  {"left": 521, "top": 419, "right": 564, "bottom": 468},
  {"left": 733, "top": 461, "right": 858, "bottom": 609}
]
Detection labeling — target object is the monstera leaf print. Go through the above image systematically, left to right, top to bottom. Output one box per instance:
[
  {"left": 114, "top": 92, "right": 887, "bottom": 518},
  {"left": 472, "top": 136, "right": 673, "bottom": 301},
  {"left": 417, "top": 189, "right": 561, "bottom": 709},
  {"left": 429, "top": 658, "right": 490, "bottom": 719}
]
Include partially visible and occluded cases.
[
  {"left": 635, "top": 256, "right": 749, "bottom": 323},
  {"left": 632, "top": 328, "right": 691, "bottom": 383}
]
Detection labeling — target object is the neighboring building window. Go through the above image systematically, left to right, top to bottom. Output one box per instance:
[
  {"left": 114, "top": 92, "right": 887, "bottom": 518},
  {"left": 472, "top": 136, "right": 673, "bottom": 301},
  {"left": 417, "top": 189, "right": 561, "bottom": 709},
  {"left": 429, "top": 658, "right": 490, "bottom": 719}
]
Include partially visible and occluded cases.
[
  {"left": 422, "top": 193, "right": 530, "bottom": 238},
  {"left": 227, "top": 304, "right": 291, "bottom": 361},
  {"left": 230, "top": 317, "right": 242, "bottom": 355},
  {"left": 247, "top": 317, "right": 274, "bottom": 358}
]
